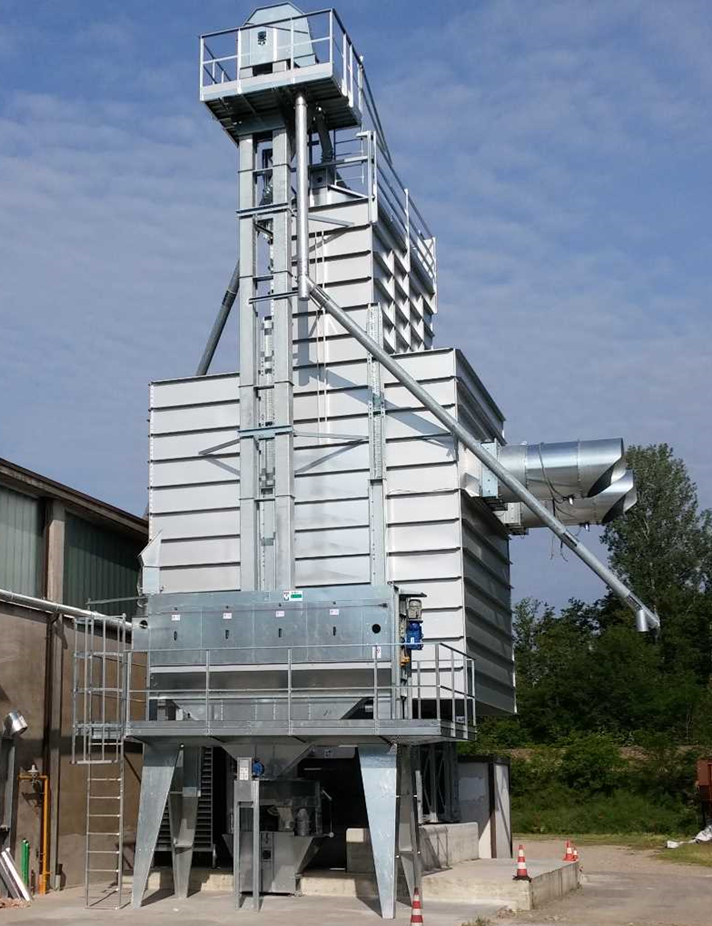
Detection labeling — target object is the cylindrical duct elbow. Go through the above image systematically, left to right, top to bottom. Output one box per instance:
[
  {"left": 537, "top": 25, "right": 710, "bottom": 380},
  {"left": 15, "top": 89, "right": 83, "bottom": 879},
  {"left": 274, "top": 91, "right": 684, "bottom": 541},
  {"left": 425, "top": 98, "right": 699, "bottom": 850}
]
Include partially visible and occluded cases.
[
  {"left": 498, "top": 439, "right": 627, "bottom": 504},
  {"left": 518, "top": 470, "right": 637, "bottom": 529}
]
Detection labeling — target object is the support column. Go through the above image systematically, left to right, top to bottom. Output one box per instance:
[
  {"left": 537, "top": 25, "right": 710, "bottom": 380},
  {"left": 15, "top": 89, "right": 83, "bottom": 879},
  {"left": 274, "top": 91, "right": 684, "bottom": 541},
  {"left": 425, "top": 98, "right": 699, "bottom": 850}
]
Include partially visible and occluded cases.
[
  {"left": 271, "top": 123, "right": 295, "bottom": 589},
  {"left": 237, "top": 133, "right": 260, "bottom": 590},
  {"left": 44, "top": 500, "right": 65, "bottom": 890},
  {"left": 131, "top": 743, "right": 180, "bottom": 909},
  {"left": 359, "top": 745, "right": 398, "bottom": 919},
  {"left": 168, "top": 746, "right": 201, "bottom": 900},
  {"left": 397, "top": 747, "right": 422, "bottom": 902}
]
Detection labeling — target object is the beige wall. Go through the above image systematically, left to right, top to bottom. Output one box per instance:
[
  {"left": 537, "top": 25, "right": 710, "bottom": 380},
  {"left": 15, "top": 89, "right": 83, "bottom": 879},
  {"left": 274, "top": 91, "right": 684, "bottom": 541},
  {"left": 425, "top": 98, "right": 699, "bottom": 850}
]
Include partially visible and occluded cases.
[{"left": 1, "top": 603, "right": 48, "bottom": 892}]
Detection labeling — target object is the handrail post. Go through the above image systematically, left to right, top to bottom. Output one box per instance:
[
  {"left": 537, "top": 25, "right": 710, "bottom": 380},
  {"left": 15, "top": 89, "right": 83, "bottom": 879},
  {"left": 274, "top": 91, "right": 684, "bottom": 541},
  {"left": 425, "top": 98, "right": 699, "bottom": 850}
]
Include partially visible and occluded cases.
[
  {"left": 329, "top": 10, "right": 333, "bottom": 67},
  {"left": 237, "top": 26, "right": 242, "bottom": 93},
  {"left": 342, "top": 30, "right": 347, "bottom": 95},
  {"left": 199, "top": 37, "right": 204, "bottom": 92},
  {"left": 434, "top": 646, "right": 441, "bottom": 721},
  {"left": 372, "top": 647, "right": 379, "bottom": 728},
  {"left": 451, "top": 647, "right": 456, "bottom": 728},
  {"left": 287, "top": 648, "right": 293, "bottom": 733},
  {"left": 205, "top": 649, "right": 211, "bottom": 728},
  {"left": 416, "top": 658, "right": 421, "bottom": 719}
]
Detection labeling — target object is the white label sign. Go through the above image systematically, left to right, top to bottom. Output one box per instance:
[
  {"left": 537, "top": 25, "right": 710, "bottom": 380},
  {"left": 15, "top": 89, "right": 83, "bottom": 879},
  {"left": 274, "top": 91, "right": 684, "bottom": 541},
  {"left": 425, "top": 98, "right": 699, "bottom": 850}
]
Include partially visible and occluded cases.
[
  {"left": 282, "top": 589, "right": 304, "bottom": 602},
  {"left": 329, "top": 608, "right": 339, "bottom": 616},
  {"left": 275, "top": 610, "right": 285, "bottom": 617},
  {"left": 222, "top": 612, "right": 232, "bottom": 620},
  {"left": 171, "top": 613, "right": 181, "bottom": 622}
]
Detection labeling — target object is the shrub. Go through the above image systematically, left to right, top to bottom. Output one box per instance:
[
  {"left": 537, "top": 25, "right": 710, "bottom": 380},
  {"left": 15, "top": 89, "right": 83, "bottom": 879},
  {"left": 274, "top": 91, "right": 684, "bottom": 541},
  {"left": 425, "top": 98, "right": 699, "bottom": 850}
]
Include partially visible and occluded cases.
[{"left": 559, "top": 732, "right": 625, "bottom": 794}]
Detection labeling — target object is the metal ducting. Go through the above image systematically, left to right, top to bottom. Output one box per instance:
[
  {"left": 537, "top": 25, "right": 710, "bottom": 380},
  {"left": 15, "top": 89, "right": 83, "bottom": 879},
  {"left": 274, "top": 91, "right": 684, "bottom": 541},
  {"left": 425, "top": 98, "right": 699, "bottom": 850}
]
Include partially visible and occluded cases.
[
  {"left": 498, "top": 439, "right": 627, "bottom": 504},
  {"left": 518, "top": 469, "right": 637, "bottom": 529}
]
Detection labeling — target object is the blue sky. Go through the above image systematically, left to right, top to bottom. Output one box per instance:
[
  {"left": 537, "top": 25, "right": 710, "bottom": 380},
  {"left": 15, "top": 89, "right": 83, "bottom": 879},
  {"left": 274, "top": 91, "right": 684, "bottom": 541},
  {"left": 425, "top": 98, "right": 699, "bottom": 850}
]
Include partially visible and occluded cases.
[{"left": 1, "top": 1, "right": 710, "bottom": 609}]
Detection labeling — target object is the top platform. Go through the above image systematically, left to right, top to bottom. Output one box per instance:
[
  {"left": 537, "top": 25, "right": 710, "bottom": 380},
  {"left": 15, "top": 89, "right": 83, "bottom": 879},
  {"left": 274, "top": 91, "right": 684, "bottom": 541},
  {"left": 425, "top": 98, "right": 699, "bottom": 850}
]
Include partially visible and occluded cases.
[{"left": 200, "top": 7, "right": 365, "bottom": 143}]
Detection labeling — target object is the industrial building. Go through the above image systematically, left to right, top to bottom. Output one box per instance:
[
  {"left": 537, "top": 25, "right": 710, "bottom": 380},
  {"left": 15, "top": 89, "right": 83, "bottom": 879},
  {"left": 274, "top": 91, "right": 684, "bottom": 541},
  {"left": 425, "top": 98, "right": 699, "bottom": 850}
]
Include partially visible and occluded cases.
[
  {"left": 1, "top": 2, "right": 660, "bottom": 918},
  {"left": 0, "top": 458, "right": 146, "bottom": 892}
]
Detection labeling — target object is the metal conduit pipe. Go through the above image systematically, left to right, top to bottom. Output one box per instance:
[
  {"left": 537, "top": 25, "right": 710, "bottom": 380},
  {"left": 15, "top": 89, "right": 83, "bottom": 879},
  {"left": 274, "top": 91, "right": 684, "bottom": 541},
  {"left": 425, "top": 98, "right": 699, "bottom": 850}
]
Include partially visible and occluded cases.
[
  {"left": 295, "top": 92, "right": 310, "bottom": 300},
  {"left": 195, "top": 260, "right": 240, "bottom": 376},
  {"left": 307, "top": 281, "right": 659, "bottom": 632},
  {"left": 0, "top": 587, "right": 129, "bottom": 629}
]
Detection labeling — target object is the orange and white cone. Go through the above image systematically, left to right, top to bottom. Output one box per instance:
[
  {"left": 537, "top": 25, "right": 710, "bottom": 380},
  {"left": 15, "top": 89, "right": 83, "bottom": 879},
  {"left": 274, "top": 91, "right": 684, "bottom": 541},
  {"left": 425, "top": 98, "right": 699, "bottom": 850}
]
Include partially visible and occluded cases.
[
  {"left": 563, "top": 840, "right": 575, "bottom": 862},
  {"left": 512, "top": 843, "right": 531, "bottom": 881},
  {"left": 572, "top": 846, "right": 579, "bottom": 862},
  {"left": 409, "top": 886, "right": 424, "bottom": 925}
]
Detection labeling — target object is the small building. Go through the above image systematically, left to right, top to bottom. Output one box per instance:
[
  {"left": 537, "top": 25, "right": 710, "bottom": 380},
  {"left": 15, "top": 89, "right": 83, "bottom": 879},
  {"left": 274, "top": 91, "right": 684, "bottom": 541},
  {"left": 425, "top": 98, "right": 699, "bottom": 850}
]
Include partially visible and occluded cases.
[{"left": 0, "top": 458, "right": 146, "bottom": 891}]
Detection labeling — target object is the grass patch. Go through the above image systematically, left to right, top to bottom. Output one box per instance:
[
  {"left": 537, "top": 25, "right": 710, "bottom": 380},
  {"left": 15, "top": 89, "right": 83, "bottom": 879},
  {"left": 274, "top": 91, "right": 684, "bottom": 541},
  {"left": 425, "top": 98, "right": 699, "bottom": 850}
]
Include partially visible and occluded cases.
[
  {"left": 515, "top": 832, "right": 674, "bottom": 849},
  {"left": 659, "top": 842, "right": 712, "bottom": 868}
]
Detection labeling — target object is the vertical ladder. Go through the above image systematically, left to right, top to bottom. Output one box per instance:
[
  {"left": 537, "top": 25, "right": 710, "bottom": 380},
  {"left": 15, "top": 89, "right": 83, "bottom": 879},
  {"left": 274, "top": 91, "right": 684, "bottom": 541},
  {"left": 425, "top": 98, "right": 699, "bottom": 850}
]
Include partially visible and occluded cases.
[
  {"left": 71, "top": 610, "right": 130, "bottom": 909},
  {"left": 84, "top": 744, "right": 125, "bottom": 908}
]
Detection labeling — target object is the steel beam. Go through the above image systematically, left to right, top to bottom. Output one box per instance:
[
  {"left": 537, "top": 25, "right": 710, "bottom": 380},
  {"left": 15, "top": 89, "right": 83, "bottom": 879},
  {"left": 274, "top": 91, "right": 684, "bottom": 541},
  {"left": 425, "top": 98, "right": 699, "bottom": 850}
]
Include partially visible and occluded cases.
[{"left": 196, "top": 261, "right": 240, "bottom": 376}]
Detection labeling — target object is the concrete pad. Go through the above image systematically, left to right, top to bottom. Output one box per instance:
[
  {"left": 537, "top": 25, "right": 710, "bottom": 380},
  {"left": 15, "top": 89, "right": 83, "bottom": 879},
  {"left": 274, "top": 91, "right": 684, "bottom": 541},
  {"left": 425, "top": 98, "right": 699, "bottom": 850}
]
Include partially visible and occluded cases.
[
  {"left": 347, "top": 823, "right": 479, "bottom": 874},
  {"left": 127, "top": 855, "right": 579, "bottom": 912},
  {"left": 303, "top": 857, "right": 579, "bottom": 912},
  {"left": 424, "top": 858, "right": 580, "bottom": 911},
  {"left": 0, "top": 886, "right": 505, "bottom": 926}
]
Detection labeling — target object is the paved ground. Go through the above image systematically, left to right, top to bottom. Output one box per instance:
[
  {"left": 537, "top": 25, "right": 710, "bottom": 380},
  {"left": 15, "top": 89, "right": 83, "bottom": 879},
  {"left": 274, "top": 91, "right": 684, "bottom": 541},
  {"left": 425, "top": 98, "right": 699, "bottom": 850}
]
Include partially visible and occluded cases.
[
  {"left": 517, "top": 838, "right": 712, "bottom": 926},
  {"left": 3, "top": 840, "right": 711, "bottom": 926},
  {"left": 0, "top": 888, "right": 501, "bottom": 926}
]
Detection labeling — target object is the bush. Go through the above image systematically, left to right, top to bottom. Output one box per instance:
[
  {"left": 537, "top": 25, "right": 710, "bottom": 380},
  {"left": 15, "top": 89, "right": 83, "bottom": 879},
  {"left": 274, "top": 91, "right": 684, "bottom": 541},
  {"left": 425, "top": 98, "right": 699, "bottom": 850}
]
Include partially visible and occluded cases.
[
  {"left": 559, "top": 733, "right": 624, "bottom": 794},
  {"left": 513, "top": 787, "right": 696, "bottom": 835}
]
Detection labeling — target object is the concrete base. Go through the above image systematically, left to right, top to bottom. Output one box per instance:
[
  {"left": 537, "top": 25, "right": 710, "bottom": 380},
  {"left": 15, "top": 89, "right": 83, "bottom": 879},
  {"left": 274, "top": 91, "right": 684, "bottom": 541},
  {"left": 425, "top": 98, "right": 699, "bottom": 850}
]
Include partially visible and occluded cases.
[
  {"left": 347, "top": 823, "right": 479, "bottom": 874},
  {"left": 130, "top": 857, "right": 579, "bottom": 912},
  {"left": 302, "top": 858, "right": 580, "bottom": 912},
  {"left": 424, "top": 858, "right": 580, "bottom": 912}
]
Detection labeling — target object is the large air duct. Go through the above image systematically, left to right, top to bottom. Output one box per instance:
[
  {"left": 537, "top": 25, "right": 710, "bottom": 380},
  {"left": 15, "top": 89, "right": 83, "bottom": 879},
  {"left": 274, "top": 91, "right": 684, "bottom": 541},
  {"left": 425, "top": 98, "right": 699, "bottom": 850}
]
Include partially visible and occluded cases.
[
  {"left": 497, "top": 439, "right": 627, "bottom": 504},
  {"left": 516, "top": 470, "right": 637, "bottom": 529}
]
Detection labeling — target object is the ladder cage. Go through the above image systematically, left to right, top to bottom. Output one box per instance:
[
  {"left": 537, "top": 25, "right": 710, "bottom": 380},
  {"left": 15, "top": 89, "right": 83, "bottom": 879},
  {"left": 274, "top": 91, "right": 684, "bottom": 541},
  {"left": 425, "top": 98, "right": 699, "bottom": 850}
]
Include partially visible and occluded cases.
[{"left": 71, "top": 605, "right": 135, "bottom": 908}]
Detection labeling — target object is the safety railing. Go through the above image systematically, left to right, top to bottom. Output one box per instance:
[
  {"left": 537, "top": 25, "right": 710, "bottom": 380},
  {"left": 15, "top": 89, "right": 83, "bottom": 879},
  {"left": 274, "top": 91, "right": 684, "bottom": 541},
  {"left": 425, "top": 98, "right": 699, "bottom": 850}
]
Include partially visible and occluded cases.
[
  {"left": 199, "top": 9, "right": 363, "bottom": 115},
  {"left": 306, "top": 126, "right": 437, "bottom": 289},
  {"left": 375, "top": 141, "right": 437, "bottom": 286},
  {"left": 124, "top": 640, "right": 476, "bottom": 739}
]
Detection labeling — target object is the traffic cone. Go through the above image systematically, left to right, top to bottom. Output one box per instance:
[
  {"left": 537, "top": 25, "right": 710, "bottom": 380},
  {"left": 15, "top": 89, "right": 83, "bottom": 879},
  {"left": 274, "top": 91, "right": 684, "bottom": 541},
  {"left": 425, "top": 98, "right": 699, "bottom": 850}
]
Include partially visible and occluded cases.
[
  {"left": 563, "top": 840, "right": 575, "bottom": 862},
  {"left": 512, "top": 844, "right": 531, "bottom": 882},
  {"left": 572, "top": 846, "right": 579, "bottom": 862},
  {"left": 409, "top": 886, "right": 424, "bottom": 925}
]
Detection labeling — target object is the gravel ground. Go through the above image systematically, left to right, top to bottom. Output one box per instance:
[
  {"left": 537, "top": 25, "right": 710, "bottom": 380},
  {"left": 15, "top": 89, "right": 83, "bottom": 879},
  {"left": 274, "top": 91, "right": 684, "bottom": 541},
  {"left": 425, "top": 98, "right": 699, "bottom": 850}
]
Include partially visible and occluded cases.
[{"left": 513, "top": 838, "right": 712, "bottom": 926}]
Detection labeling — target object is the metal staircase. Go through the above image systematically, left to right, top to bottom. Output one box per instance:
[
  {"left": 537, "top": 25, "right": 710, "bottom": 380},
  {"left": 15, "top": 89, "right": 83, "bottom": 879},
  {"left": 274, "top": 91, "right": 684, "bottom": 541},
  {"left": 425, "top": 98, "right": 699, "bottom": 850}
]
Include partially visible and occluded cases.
[
  {"left": 71, "top": 609, "right": 131, "bottom": 908},
  {"left": 157, "top": 747, "right": 216, "bottom": 866}
]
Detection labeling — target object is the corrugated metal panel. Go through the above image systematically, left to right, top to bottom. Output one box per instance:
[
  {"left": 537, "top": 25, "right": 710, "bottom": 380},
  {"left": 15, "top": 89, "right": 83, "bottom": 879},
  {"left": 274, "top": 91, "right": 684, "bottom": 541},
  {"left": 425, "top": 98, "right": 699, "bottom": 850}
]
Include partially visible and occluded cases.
[
  {"left": 146, "top": 348, "right": 516, "bottom": 712},
  {"left": 0, "top": 484, "right": 43, "bottom": 596},
  {"left": 63, "top": 514, "right": 142, "bottom": 616}
]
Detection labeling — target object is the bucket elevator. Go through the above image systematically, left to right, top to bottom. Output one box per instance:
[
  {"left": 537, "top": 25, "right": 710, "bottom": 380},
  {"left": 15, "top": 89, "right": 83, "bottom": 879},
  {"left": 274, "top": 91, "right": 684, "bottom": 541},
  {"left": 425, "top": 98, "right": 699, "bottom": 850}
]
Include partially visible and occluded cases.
[{"left": 72, "top": 3, "right": 660, "bottom": 917}]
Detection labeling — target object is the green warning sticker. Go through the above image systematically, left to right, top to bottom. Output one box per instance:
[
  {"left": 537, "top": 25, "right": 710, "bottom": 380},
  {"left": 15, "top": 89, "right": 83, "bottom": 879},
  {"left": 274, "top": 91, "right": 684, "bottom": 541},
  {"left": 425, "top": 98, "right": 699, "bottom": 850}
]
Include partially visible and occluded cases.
[{"left": 282, "top": 589, "right": 304, "bottom": 602}]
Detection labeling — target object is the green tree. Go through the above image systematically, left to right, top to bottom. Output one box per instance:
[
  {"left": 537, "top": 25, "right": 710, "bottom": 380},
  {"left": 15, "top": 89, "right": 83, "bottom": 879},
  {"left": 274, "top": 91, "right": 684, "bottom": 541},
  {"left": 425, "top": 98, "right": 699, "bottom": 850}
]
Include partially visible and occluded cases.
[{"left": 602, "top": 443, "right": 712, "bottom": 682}]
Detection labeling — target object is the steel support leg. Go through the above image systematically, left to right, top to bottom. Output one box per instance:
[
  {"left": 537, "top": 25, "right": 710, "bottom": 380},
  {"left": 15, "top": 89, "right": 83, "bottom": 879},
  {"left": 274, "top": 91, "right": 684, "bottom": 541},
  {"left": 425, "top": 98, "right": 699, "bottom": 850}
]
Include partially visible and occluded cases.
[
  {"left": 131, "top": 743, "right": 180, "bottom": 909},
  {"left": 359, "top": 745, "right": 398, "bottom": 919},
  {"left": 169, "top": 746, "right": 201, "bottom": 900},
  {"left": 398, "top": 747, "right": 422, "bottom": 903}
]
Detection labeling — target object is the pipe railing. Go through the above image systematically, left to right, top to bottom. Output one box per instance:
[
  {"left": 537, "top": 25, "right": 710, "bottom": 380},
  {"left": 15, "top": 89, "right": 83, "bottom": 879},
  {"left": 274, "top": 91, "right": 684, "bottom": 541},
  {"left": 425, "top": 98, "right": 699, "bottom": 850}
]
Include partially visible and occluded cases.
[{"left": 120, "top": 640, "right": 476, "bottom": 738}]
